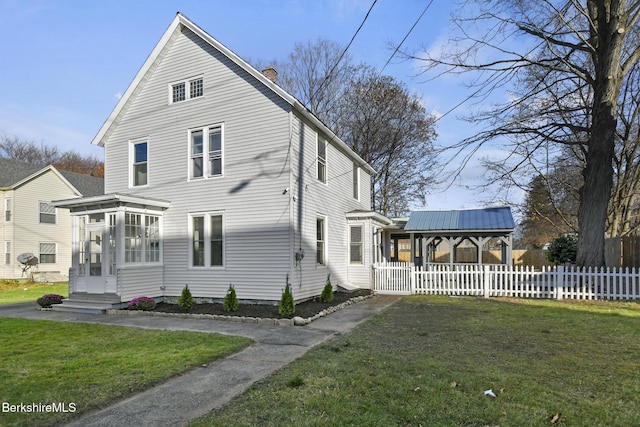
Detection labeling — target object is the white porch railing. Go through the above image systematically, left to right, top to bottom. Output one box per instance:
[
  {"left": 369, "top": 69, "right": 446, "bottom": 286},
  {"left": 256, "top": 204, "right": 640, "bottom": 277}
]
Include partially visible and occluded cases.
[{"left": 372, "top": 262, "right": 640, "bottom": 300}]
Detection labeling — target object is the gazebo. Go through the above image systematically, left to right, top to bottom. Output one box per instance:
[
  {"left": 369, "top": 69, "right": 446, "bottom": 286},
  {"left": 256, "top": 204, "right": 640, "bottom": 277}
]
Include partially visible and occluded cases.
[{"left": 384, "top": 207, "right": 516, "bottom": 267}]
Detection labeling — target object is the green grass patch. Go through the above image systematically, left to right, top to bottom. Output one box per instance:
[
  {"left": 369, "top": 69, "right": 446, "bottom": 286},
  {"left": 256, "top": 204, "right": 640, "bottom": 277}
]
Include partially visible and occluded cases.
[
  {"left": 0, "top": 279, "right": 68, "bottom": 305},
  {"left": 192, "top": 295, "right": 640, "bottom": 427},
  {"left": 0, "top": 318, "right": 252, "bottom": 426}
]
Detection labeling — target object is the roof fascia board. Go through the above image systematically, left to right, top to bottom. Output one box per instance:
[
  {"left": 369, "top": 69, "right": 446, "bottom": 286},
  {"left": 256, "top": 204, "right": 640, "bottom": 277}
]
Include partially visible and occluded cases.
[{"left": 91, "top": 15, "right": 183, "bottom": 147}]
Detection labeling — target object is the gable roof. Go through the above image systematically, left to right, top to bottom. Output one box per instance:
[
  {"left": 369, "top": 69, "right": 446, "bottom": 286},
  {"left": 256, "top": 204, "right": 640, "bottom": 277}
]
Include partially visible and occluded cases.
[
  {"left": 91, "top": 12, "right": 376, "bottom": 175},
  {"left": 0, "top": 157, "right": 104, "bottom": 196},
  {"left": 404, "top": 207, "right": 515, "bottom": 232}
]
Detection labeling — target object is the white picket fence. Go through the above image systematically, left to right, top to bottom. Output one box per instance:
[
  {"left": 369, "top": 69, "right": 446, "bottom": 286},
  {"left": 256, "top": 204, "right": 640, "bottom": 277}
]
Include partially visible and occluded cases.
[{"left": 372, "top": 262, "right": 640, "bottom": 300}]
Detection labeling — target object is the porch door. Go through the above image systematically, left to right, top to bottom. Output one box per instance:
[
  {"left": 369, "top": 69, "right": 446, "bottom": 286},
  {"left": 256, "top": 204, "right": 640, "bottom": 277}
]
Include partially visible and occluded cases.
[{"left": 86, "top": 223, "right": 106, "bottom": 294}]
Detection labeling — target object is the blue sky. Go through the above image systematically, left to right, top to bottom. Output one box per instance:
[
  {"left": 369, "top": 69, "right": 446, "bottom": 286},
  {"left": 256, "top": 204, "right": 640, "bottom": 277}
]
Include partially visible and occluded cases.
[{"left": 0, "top": 0, "right": 515, "bottom": 210}]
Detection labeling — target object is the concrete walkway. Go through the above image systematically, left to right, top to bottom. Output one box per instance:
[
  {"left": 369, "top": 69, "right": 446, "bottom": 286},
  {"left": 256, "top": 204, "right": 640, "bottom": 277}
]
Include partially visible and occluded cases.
[{"left": 0, "top": 295, "right": 400, "bottom": 427}]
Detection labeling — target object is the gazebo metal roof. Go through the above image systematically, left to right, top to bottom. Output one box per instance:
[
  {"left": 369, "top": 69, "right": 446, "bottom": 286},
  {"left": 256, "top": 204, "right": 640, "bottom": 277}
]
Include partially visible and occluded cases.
[{"left": 404, "top": 207, "right": 515, "bottom": 232}]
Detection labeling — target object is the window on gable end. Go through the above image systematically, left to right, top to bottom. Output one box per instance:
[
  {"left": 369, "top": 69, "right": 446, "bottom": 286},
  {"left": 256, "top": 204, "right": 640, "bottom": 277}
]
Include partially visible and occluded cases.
[
  {"left": 171, "top": 76, "right": 203, "bottom": 103},
  {"left": 189, "top": 124, "right": 223, "bottom": 179},
  {"left": 353, "top": 163, "right": 360, "bottom": 200}
]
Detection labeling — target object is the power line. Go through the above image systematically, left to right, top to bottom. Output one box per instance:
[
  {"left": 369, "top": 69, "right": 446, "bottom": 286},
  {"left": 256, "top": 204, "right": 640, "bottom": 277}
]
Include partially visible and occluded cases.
[{"left": 310, "top": 0, "right": 378, "bottom": 102}]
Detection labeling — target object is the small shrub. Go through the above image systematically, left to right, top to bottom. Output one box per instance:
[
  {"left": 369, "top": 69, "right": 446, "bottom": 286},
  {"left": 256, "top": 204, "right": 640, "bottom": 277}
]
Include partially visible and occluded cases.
[
  {"left": 547, "top": 234, "right": 578, "bottom": 265},
  {"left": 279, "top": 274, "right": 295, "bottom": 317},
  {"left": 320, "top": 274, "right": 334, "bottom": 303},
  {"left": 223, "top": 284, "right": 239, "bottom": 312},
  {"left": 178, "top": 285, "right": 194, "bottom": 312},
  {"left": 36, "top": 294, "right": 64, "bottom": 308},
  {"left": 128, "top": 296, "right": 156, "bottom": 311}
]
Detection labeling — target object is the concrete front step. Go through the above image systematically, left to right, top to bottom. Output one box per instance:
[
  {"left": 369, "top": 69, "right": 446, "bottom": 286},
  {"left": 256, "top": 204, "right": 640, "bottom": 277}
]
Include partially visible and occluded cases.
[{"left": 52, "top": 299, "right": 120, "bottom": 314}]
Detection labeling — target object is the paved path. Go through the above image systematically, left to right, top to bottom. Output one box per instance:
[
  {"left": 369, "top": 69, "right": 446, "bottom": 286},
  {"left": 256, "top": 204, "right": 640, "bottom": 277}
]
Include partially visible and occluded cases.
[{"left": 0, "top": 295, "right": 400, "bottom": 427}]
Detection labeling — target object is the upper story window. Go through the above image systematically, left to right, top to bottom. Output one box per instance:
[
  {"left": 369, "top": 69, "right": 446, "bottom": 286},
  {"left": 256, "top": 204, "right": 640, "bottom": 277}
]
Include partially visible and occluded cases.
[
  {"left": 170, "top": 77, "right": 203, "bottom": 103},
  {"left": 189, "top": 124, "right": 223, "bottom": 179},
  {"left": 317, "top": 137, "right": 327, "bottom": 183},
  {"left": 131, "top": 140, "right": 148, "bottom": 187},
  {"left": 353, "top": 163, "right": 360, "bottom": 200},
  {"left": 4, "top": 198, "right": 10, "bottom": 222},
  {"left": 39, "top": 202, "right": 56, "bottom": 224}
]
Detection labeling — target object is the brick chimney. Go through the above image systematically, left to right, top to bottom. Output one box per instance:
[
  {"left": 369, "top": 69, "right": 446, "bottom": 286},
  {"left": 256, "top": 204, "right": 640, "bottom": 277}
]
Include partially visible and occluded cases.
[{"left": 262, "top": 66, "right": 278, "bottom": 83}]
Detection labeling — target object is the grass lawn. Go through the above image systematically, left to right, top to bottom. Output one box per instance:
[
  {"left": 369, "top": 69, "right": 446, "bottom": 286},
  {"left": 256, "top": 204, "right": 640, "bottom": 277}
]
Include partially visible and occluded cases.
[
  {"left": 0, "top": 279, "right": 68, "bottom": 305},
  {"left": 192, "top": 295, "right": 640, "bottom": 427},
  {"left": 0, "top": 318, "right": 252, "bottom": 427}
]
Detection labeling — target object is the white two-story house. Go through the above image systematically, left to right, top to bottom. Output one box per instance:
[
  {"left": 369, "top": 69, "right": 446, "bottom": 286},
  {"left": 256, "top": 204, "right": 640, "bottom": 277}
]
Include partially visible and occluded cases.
[{"left": 54, "top": 13, "right": 390, "bottom": 308}]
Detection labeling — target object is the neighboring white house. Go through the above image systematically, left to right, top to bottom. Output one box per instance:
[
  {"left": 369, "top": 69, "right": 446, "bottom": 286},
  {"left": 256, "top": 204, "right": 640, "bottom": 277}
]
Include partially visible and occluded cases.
[
  {"left": 54, "top": 13, "right": 391, "bottom": 308},
  {"left": 0, "top": 158, "right": 103, "bottom": 280}
]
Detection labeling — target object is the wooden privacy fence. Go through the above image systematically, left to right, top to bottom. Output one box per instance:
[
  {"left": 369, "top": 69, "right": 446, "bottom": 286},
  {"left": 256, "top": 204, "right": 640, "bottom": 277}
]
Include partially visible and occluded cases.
[{"left": 372, "top": 262, "right": 640, "bottom": 300}]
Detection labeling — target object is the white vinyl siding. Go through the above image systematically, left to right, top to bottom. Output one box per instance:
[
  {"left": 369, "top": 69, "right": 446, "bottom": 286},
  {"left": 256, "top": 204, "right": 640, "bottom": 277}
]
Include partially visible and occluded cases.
[{"left": 189, "top": 124, "right": 223, "bottom": 179}]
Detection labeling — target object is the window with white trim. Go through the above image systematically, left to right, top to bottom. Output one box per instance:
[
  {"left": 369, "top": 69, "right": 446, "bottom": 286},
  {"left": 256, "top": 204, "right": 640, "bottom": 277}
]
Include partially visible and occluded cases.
[
  {"left": 170, "top": 77, "right": 203, "bottom": 103},
  {"left": 189, "top": 124, "right": 223, "bottom": 179},
  {"left": 317, "top": 137, "right": 327, "bottom": 183},
  {"left": 131, "top": 140, "right": 148, "bottom": 187},
  {"left": 353, "top": 163, "right": 360, "bottom": 200},
  {"left": 4, "top": 198, "right": 10, "bottom": 222},
  {"left": 39, "top": 202, "right": 56, "bottom": 224},
  {"left": 190, "top": 212, "right": 224, "bottom": 267},
  {"left": 124, "top": 213, "right": 161, "bottom": 264},
  {"left": 108, "top": 214, "right": 116, "bottom": 276},
  {"left": 317, "top": 216, "right": 326, "bottom": 265},
  {"left": 78, "top": 217, "right": 86, "bottom": 275},
  {"left": 349, "top": 225, "right": 363, "bottom": 264},
  {"left": 5, "top": 241, "right": 10, "bottom": 265},
  {"left": 39, "top": 242, "right": 56, "bottom": 264}
]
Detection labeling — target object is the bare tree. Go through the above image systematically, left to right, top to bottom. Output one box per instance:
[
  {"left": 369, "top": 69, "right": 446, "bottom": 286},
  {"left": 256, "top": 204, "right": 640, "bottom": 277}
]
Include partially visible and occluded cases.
[
  {"left": 415, "top": 0, "right": 640, "bottom": 266},
  {"left": 275, "top": 39, "right": 363, "bottom": 129},
  {"left": 334, "top": 70, "right": 437, "bottom": 216},
  {"left": 0, "top": 135, "right": 104, "bottom": 177}
]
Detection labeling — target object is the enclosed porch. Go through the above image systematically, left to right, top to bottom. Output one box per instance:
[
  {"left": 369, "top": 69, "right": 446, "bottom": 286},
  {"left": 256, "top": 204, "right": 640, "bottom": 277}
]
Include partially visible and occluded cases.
[{"left": 52, "top": 193, "right": 170, "bottom": 312}]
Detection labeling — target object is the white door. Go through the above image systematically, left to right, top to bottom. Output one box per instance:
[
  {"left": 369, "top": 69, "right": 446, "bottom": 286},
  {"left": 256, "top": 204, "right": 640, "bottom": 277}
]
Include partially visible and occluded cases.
[{"left": 86, "top": 223, "right": 106, "bottom": 294}]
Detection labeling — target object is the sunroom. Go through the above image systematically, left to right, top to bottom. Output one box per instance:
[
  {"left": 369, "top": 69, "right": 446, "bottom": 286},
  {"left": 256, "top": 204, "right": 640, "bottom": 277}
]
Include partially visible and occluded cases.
[{"left": 53, "top": 194, "right": 170, "bottom": 303}]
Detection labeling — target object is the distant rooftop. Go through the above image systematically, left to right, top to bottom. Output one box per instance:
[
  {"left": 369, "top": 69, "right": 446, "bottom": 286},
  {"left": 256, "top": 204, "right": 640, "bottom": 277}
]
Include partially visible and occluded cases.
[{"left": 404, "top": 207, "right": 515, "bottom": 231}]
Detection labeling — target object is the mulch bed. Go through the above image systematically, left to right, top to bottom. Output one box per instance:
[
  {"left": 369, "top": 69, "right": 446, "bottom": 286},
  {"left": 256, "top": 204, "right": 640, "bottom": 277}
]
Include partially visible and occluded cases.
[{"left": 150, "top": 289, "right": 372, "bottom": 319}]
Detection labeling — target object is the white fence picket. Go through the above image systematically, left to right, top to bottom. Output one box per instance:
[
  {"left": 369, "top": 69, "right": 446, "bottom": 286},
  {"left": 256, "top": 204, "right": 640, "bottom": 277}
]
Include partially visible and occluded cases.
[{"left": 372, "top": 263, "right": 640, "bottom": 301}]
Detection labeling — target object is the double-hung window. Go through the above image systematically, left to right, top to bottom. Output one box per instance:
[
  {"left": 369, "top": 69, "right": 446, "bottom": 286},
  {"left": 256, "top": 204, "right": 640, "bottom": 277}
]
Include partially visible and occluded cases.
[
  {"left": 171, "top": 77, "right": 203, "bottom": 103},
  {"left": 190, "top": 124, "right": 223, "bottom": 179},
  {"left": 317, "top": 137, "right": 327, "bottom": 183},
  {"left": 131, "top": 140, "right": 148, "bottom": 187},
  {"left": 353, "top": 163, "right": 360, "bottom": 200},
  {"left": 4, "top": 198, "right": 10, "bottom": 222},
  {"left": 39, "top": 202, "right": 56, "bottom": 224},
  {"left": 190, "top": 212, "right": 224, "bottom": 267},
  {"left": 317, "top": 216, "right": 326, "bottom": 266},
  {"left": 349, "top": 225, "right": 363, "bottom": 264},
  {"left": 5, "top": 241, "right": 10, "bottom": 265},
  {"left": 39, "top": 242, "right": 56, "bottom": 264}
]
